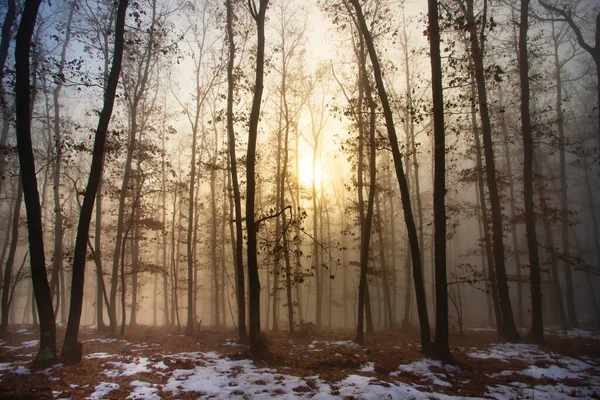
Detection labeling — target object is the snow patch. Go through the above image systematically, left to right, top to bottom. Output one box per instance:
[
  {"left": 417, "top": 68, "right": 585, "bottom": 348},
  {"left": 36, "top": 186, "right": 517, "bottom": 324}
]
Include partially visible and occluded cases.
[
  {"left": 127, "top": 380, "right": 159, "bottom": 400},
  {"left": 88, "top": 382, "right": 119, "bottom": 399}
]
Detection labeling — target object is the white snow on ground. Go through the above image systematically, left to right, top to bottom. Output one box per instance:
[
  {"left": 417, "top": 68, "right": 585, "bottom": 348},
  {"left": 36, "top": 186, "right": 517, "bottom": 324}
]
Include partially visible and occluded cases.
[
  {"left": 558, "top": 329, "right": 600, "bottom": 340},
  {"left": 3, "top": 330, "right": 600, "bottom": 399},
  {"left": 82, "top": 338, "right": 119, "bottom": 344},
  {"left": 224, "top": 339, "right": 248, "bottom": 348},
  {"left": 19, "top": 340, "right": 39, "bottom": 348},
  {"left": 310, "top": 340, "right": 361, "bottom": 348},
  {"left": 465, "top": 342, "right": 600, "bottom": 399},
  {"left": 467, "top": 342, "right": 547, "bottom": 362},
  {"left": 84, "top": 352, "right": 116, "bottom": 359},
  {"left": 163, "top": 352, "right": 319, "bottom": 399},
  {"left": 105, "top": 357, "right": 152, "bottom": 377},
  {"left": 391, "top": 359, "right": 457, "bottom": 388},
  {"left": 359, "top": 361, "right": 375, "bottom": 372},
  {"left": 0, "top": 363, "right": 12, "bottom": 371},
  {"left": 13, "top": 366, "right": 30, "bottom": 375},
  {"left": 336, "top": 374, "right": 472, "bottom": 400},
  {"left": 127, "top": 380, "right": 160, "bottom": 400},
  {"left": 88, "top": 382, "right": 119, "bottom": 399}
]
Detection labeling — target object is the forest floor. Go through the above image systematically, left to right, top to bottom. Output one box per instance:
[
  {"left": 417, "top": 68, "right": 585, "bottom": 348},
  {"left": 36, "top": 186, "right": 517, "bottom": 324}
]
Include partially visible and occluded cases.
[{"left": 0, "top": 324, "right": 599, "bottom": 399}]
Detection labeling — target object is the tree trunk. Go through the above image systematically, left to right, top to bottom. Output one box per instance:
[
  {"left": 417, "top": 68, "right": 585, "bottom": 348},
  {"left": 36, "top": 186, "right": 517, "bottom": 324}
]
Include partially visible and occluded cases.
[
  {"left": 0, "top": 0, "right": 16, "bottom": 195},
  {"left": 15, "top": 0, "right": 57, "bottom": 363},
  {"left": 49, "top": 0, "right": 75, "bottom": 321},
  {"left": 60, "top": 0, "right": 128, "bottom": 363},
  {"left": 226, "top": 0, "right": 247, "bottom": 342},
  {"left": 246, "top": 0, "right": 269, "bottom": 355},
  {"left": 350, "top": 0, "right": 431, "bottom": 353},
  {"left": 428, "top": 0, "right": 451, "bottom": 361},
  {"left": 461, "top": 0, "right": 519, "bottom": 341},
  {"left": 518, "top": 0, "right": 543, "bottom": 342},
  {"left": 550, "top": 21, "right": 578, "bottom": 329},
  {"left": 354, "top": 34, "right": 376, "bottom": 344},
  {"left": 470, "top": 74, "right": 502, "bottom": 334},
  {"left": 498, "top": 89, "right": 524, "bottom": 327},
  {"left": 210, "top": 138, "right": 219, "bottom": 327},
  {"left": 536, "top": 155, "right": 567, "bottom": 329},
  {"left": 0, "top": 180, "right": 22, "bottom": 333},
  {"left": 375, "top": 194, "right": 394, "bottom": 329}
]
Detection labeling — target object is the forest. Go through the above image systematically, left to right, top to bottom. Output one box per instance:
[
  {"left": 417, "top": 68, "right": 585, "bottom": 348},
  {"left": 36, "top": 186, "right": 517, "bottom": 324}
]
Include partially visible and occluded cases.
[{"left": 0, "top": 0, "right": 600, "bottom": 398}]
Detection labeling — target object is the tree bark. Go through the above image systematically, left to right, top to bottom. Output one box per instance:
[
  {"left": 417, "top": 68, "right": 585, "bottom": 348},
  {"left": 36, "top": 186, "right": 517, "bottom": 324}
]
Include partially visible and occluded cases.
[
  {"left": 0, "top": 0, "right": 16, "bottom": 196},
  {"left": 15, "top": 0, "right": 57, "bottom": 363},
  {"left": 49, "top": 0, "right": 76, "bottom": 319},
  {"left": 61, "top": 0, "right": 129, "bottom": 363},
  {"left": 225, "top": 0, "right": 246, "bottom": 341},
  {"left": 246, "top": 0, "right": 269, "bottom": 355},
  {"left": 349, "top": 0, "right": 431, "bottom": 353},
  {"left": 428, "top": 0, "right": 451, "bottom": 361},
  {"left": 461, "top": 0, "right": 520, "bottom": 341},
  {"left": 519, "top": 0, "right": 543, "bottom": 342},
  {"left": 551, "top": 20, "right": 578, "bottom": 329},
  {"left": 355, "top": 43, "right": 377, "bottom": 344},
  {"left": 471, "top": 75, "right": 502, "bottom": 333},
  {"left": 497, "top": 88, "right": 524, "bottom": 327},
  {"left": 0, "top": 180, "right": 22, "bottom": 333},
  {"left": 375, "top": 194, "right": 394, "bottom": 329}
]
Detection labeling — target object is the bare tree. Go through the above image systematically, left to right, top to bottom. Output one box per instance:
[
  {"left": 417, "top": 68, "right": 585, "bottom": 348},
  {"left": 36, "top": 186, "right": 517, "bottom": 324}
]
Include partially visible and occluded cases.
[
  {"left": 14, "top": 0, "right": 57, "bottom": 363},
  {"left": 61, "top": 0, "right": 129, "bottom": 363},
  {"left": 246, "top": 0, "right": 269, "bottom": 355},
  {"left": 348, "top": 0, "right": 432, "bottom": 354}
]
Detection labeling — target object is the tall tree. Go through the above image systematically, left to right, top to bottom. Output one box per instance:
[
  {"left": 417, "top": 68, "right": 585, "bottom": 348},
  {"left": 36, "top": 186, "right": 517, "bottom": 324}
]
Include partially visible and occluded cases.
[
  {"left": 0, "top": 0, "right": 16, "bottom": 196},
  {"left": 15, "top": 0, "right": 57, "bottom": 363},
  {"left": 49, "top": 0, "right": 77, "bottom": 321},
  {"left": 61, "top": 0, "right": 129, "bottom": 363},
  {"left": 109, "top": 0, "right": 160, "bottom": 333},
  {"left": 226, "top": 0, "right": 247, "bottom": 342},
  {"left": 246, "top": 0, "right": 269, "bottom": 355},
  {"left": 348, "top": 0, "right": 432, "bottom": 354},
  {"left": 428, "top": 0, "right": 451, "bottom": 361},
  {"left": 459, "top": 0, "right": 520, "bottom": 341},
  {"left": 519, "top": 0, "right": 543, "bottom": 342},
  {"left": 539, "top": 1, "right": 599, "bottom": 145},
  {"left": 354, "top": 35, "right": 377, "bottom": 344},
  {"left": 0, "top": 180, "right": 22, "bottom": 333}
]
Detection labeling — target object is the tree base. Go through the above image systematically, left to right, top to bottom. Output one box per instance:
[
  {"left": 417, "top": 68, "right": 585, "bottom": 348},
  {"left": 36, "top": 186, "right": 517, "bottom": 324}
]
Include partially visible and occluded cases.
[
  {"left": 250, "top": 335, "right": 269, "bottom": 357},
  {"left": 61, "top": 341, "right": 83, "bottom": 364},
  {"left": 35, "top": 347, "right": 58, "bottom": 364}
]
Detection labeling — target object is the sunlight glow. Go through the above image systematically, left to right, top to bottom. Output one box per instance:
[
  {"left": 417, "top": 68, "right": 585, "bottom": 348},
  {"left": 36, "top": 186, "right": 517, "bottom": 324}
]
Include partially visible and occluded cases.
[{"left": 298, "top": 154, "right": 326, "bottom": 189}]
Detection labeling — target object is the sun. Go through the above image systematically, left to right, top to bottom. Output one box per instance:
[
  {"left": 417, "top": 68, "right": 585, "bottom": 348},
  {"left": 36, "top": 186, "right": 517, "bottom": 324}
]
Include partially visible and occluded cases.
[{"left": 298, "top": 154, "right": 325, "bottom": 189}]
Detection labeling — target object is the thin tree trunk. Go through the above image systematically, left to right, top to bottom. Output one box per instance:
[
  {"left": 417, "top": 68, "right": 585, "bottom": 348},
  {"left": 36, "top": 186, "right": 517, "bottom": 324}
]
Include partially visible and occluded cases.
[
  {"left": 0, "top": 0, "right": 16, "bottom": 196},
  {"left": 15, "top": 0, "right": 57, "bottom": 362},
  {"left": 49, "top": 0, "right": 75, "bottom": 321},
  {"left": 61, "top": 0, "right": 128, "bottom": 362},
  {"left": 226, "top": 0, "right": 247, "bottom": 341},
  {"left": 246, "top": 0, "right": 269, "bottom": 355},
  {"left": 350, "top": 0, "right": 431, "bottom": 353},
  {"left": 428, "top": 0, "right": 451, "bottom": 360},
  {"left": 461, "top": 0, "right": 520, "bottom": 341},
  {"left": 519, "top": 0, "right": 543, "bottom": 342},
  {"left": 551, "top": 21, "right": 578, "bottom": 329},
  {"left": 355, "top": 34, "right": 376, "bottom": 344},
  {"left": 471, "top": 74, "right": 502, "bottom": 333},
  {"left": 498, "top": 89, "right": 524, "bottom": 327},
  {"left": 210, "top": 137, "right": 219, "bottom": 327},
  {"left": 536, "top": 155, "right": 567, "bottom": 329},
  {"left": 0, "top": 180, "right": 22, "bottom": 333},
  {"left": 375, "top": 194, "right": 394, "bottom": 329}
]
